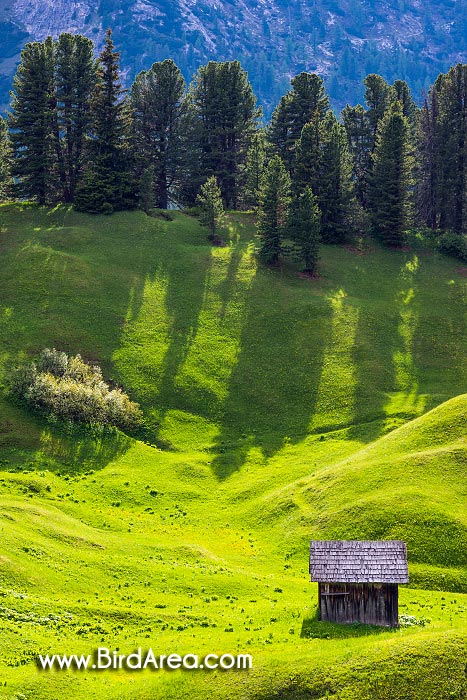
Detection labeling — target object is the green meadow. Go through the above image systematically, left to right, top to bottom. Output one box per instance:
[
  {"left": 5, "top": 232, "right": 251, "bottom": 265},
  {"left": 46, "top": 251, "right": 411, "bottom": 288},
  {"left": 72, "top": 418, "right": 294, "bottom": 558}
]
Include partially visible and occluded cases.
[{"left": 1, "top": 204, "right": 467, "bottom": 698}]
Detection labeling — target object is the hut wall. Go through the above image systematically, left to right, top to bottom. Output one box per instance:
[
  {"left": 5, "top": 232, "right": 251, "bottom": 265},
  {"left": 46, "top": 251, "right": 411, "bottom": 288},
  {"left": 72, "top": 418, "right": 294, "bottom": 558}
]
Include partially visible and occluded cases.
[{"left": 318, "top": 582, "right": 399, "bottom": 627}]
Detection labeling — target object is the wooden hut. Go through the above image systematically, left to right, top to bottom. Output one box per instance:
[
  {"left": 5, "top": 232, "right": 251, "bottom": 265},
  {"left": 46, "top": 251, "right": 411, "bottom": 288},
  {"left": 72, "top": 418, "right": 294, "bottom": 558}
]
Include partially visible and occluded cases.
[{"left": 309, "top": 540, "right": 409, "bottom": 627}]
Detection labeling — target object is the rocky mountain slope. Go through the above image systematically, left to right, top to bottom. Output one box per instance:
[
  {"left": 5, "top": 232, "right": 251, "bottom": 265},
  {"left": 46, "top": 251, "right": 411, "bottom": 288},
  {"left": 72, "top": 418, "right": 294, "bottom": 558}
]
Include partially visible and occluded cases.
[{"left": 1, "top": 0, "right": 467, "bottom": 115}]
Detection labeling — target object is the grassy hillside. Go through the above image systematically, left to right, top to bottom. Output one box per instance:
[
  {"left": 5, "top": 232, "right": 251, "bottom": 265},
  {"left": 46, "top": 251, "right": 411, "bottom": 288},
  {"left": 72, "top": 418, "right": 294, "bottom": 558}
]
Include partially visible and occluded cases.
[{"left": 1, "top": 204, "right": 467, "bottom": 699}]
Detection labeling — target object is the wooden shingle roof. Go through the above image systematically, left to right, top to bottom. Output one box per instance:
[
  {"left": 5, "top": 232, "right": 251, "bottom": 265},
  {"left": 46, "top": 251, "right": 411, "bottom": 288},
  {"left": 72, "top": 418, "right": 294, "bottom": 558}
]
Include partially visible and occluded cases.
[{"left": 309, "top": 540, "right": 409, "bottom": 583}]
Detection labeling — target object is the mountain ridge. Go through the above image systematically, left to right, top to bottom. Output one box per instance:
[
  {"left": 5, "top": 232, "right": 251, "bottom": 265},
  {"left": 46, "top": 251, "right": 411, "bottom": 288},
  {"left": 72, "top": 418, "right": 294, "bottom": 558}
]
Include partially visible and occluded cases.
[{"left": 1, "top": 2, "right": 467, "bottom": 116}]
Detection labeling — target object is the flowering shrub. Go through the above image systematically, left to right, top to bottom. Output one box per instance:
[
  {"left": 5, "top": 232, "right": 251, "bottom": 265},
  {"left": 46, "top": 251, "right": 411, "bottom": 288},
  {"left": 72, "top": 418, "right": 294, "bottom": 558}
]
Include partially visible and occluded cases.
[
  {"left": 9, "top": 349, "right": 142, "bottom": 431},
  {"left": 399, "top": 614, "right": 430, "bottom": 628}
]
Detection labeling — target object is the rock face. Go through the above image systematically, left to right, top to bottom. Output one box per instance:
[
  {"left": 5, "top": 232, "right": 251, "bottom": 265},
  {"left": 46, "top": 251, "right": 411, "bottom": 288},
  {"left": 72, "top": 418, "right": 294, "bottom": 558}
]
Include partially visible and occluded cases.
[{"left": 2, "top": 0, "right": 467, "bottom": 114}]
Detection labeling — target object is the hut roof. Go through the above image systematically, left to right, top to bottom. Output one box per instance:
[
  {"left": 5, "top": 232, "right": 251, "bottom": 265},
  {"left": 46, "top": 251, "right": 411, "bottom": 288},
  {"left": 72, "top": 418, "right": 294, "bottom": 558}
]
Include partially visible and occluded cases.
[{"left": 309, "top": 540, "right": 409, "bottom": 583}]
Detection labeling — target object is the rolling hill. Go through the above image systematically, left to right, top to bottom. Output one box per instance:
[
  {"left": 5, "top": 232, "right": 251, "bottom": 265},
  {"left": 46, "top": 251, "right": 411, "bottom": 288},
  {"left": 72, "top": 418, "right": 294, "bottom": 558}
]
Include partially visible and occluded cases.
[{"left": 1, "top": 204, "right": 467, "bottom": 698}]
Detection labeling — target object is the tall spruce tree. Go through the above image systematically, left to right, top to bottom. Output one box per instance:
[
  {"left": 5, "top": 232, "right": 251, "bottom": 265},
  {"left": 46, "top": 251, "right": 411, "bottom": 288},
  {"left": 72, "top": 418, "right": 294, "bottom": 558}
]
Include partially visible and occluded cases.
[
  {"left": 75, "top": 30, "right": 135, "bottom": 213},
  {"left": 53, "top": 33, "right": 96, "bottom": 202},
  {"left": 8, "top": 38, "right": 55, "bottom": 204},
  {"left": 131, "top": 59, "right": 186, "bottom": 209},
  {"left": 188, "top": 60, "right": 260, "bottom": 209},
  {"left": 435, "top": 65, "right": 467, "bottom": 233},
  {"left": 269, "top": 72, "right": 330, "bottom": 172},
  {"left": 364, "top": 74, "right": 395, "bottom": 148},
  {"left": 393, "top": 79, "right": 417, "bottom": 125},
  {"left": 417, "top": 86, "right": 440, "bottom": 230},
  {"left": 369, "top": 102, "right": 413, "bottom": 246},
  {"left": 342, "top": 104, "right": 373, "bottom": 206},
  {"left": 293, "top": 112, "right": 322, "bottom": 196},
  {"left": 293, "top": 112, "right": 355, "bottom": 243},
  {"left": 319, "top": 113, "right": 356, "bottom": 243},
  {"left": 0, "top": 116, "right": 11, "bottom": 200},
  {"left": 243, "top": 130, "right": 266, "bottom": 208},
  {"left": 257, "top": 155, "right": 290, "bottom": 264},
  {"left": 138, "top": 165, "right": 155, "bottom": 214},
  {"left": 197, "top": 176, "right": 225, "bottom": 239},
  {"left": 288, "top": 186, "right": 321, "bottom": 273}
]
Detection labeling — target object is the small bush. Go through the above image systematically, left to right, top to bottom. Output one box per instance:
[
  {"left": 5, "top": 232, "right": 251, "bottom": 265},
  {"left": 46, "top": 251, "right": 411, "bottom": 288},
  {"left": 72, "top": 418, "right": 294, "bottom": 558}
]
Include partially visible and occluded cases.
[
  {"left": 183, "top": 206, "right": 202, "bottom": 218},
  {"left": 438, "top": 231, "right": 467, "bottom": 262},
  {"left": 9, "top": 349, "right": 143, "bottom": 432},
  {"left": 399, "top": 614, "right": 430, "bottom": 627}
]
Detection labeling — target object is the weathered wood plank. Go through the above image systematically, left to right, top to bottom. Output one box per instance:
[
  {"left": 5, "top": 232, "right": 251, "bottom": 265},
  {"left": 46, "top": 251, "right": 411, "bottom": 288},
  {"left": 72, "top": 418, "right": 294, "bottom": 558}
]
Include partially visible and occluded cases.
[{"left": 318, "top": 582, "right": 399, "bottom": 627}]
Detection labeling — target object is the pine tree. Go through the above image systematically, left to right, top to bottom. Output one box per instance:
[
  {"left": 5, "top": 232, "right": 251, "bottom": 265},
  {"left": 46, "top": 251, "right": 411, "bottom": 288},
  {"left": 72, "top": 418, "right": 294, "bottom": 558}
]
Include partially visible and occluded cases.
[
  {"left": 75, "top": 29, "right": 136, "bottom": 213},
  {"left": 53, "top": 33, "right": 96, "bottom": 202},
  {"left": 8, "top": 38, "right": 55, "bottom": 204},
  {"left": 131, "top": 59, "right": 186, "bottom": 209},
  {"left": 188, "top": 60, "right": 261, "bottom": 208},
  {"left": 434, "top": 65, "right": 467, "bottom": 233},
  {"left": 269, "top": 72, "right": 330, "bottom": 172},
  {"left": 364, "top": 74, "right": 395, "bottom": 148},
  {"left": 393, "top": 79, "right": 417, "bottom": 125},
  {"left": 416, "top": 87, "right": 440, "bottom": 229},
  {"left": 176, "top": 94, "right": 204, "bottom": 207},
  {"left": 369, "top": 102, "right": 413, "bottom": 246},
  {"left": 342, "top": 103, "right": 372, "bottom": 206},
  {"left": 293, "top": 112, "right": 322, "bottom": 196},
  {"left": 293, "top": 112, "right": 355, "bottom": 243},
  {"left": 319, "top": 113, "right": 356, "bottom": 243},
  {"left": 0, "top": 116, "right": 11, "bottom": 200},
  {"left": 243, "top": 130, "right": 266, "bottom": 208},
  {"left": 257, "top": 155, "right": 290, "bottom": 264},
  {"left": 138, "top": 165, "right": 155, "bottom": 214},
  {"left": 197, "top": 176, "right": 225, "bottom": 239},
  {"left": 288, "top": 187, "right": 321, "bottom": 273}
]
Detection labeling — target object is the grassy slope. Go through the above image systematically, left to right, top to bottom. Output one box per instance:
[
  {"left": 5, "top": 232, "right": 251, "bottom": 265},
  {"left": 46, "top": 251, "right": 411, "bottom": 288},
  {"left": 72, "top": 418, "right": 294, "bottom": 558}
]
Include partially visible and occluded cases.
[{"left": 1, "top": 204, "right": 467, "bottom": 698}]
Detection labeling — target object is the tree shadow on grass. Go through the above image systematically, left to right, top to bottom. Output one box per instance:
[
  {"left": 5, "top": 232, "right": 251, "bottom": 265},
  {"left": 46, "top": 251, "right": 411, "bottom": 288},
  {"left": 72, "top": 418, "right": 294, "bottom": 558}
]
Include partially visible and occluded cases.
[
  {"left": 136, "top": 214, "right": 248, "bottom": 436},
  {"left": 342, "top": 250, "right": 422, "bottom": 444},
  {"left": 155, "top": 253, "right": 213, "bottom": 420},
  {"left": 345, "top": 257, "right": 400, "bottom": 443},
  {"left": 210, "top": 265, "right": 333, "bottom": 479},
  {"left": 36, "top": 424, "right": 133, "bottom": 475}
]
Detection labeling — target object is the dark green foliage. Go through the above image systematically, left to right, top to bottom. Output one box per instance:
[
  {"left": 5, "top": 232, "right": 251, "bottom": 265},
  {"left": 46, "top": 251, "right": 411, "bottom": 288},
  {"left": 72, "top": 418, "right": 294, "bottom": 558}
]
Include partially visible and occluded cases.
[
  {"left": 75, "top": 30, "right": 136, "bottom": 214},
  {"left": 52, "top": 33, "right": 96, "bottom": 202},
  {"left": 8, "top": 34, "right": 95, "bottom": 205},
  {"left": 5, "top": 38, "right": 467, "bottom": 242},
  {"left": 8, "top": 38, "right": 55, "bottom": 204},
  {"left": 130, "top": 59, "right": 186, "bottom": 209},
  {"left": 188, "top": 60, "right": 261, "bottom": 208},
  {"left": 416, "top": 65, "right": 467, "bottom": 233},
  {"left": 435, "top": 65, "right": 467, "bottom": 233},
  {"left": 269, "top": 72, "right": 330, "bottom": 171},
  {"left": 364, "top": 74, "right": 395, "bottom": 146},
  {"left": 393, "top": 79, "right": 417, "bottom": 124},
  {"left": 417, "top": 88, "right": 440, "bottom": 230},
  {"left": 369, "top": 102, "right": 413, "bottom": 246},
  {"left": 342, "top": 104, "right": 374, "bottom": 206},
  {"left": 293, "top": 112, "right": 356, "bottom": 243},
  {"left": 293, "top": 112, "right": 322, "bottom": 196},
  {"left": 319, "top": 113, "right": 356, "bottom": 243},
  {"left": 0, "top": 116, "right": 11, "bottom": 200},
  {"left": 243, "top": 130, "right": 266, "bottom": 208},
  {"left": 257, "top": 155, "right": 290, "bottom": 264},
  {"left": 138, "top": 165, "right": 155, "bottom": 214},
  {"left": 196, "top": 176, "right": 225, "bottom": 239},
  {"left": 288, "top": 186, "right": 321, "bottom": 273},
  {"left": 438, "top": 231, "right": 467, "bottom": 261},
  {"left": 9, "top": 348, "right": 143, "bottom": 431}
]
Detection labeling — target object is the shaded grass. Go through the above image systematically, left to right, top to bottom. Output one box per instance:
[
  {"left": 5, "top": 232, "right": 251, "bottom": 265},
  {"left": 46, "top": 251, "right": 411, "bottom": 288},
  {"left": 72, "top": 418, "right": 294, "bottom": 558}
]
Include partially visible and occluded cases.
[{"left": 1, "top": 205, "right": 467, "bottom": 697}]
